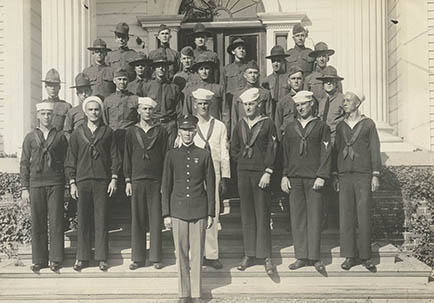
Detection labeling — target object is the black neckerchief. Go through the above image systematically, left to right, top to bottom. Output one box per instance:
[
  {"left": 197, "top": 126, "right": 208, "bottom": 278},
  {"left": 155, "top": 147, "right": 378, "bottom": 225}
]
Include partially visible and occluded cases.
[
  {"left": 240, "top": 116, "right": 268, "bottom": 158},
  {"left": 342, "top": 116, "right": 369, "bottom": 160},
  {"left": 196, "top": 118, "right": 215, "bottom": 152},
  {"left": 294, "top": 118, "right": 318, "bottom": 156},
  {"left": 78, "top": 123, "right": 106, "bottom": 160},
  {"left": 133, "top": 123, "right": 161, "bottom": 159},
  {"left": 34, "top": 128, "right": 57, "bottom": 172}
]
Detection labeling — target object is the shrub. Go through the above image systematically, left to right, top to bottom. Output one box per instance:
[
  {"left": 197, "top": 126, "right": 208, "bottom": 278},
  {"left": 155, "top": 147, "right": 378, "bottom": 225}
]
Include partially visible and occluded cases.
[{"left": 0, "top": 173, "right": 21, "bottom": 200}]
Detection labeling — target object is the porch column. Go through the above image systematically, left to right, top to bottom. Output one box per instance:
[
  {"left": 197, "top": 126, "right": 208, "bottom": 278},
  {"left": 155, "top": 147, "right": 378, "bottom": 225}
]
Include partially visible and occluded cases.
[
  {"left": 41, "top": 0, "right": 96, "bottom": 106},
  {"left": 333, "top": 0, "right": 388, "bottom": 127},
  {"left": 257, "top": 12, "right": 311, "bottom": 75}
]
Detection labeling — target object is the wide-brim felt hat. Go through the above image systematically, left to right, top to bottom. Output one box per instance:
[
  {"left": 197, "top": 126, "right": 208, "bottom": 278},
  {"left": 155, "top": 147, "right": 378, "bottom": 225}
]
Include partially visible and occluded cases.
[
  {"left": 113, "top": 22, "right": 130, "bottom": 36},
  {"left": 188, "top": 23, "right": 213, "bottom": 37},
  {"left": 87, "top": 38, "right": 112, "bottom": 52},
  {"left": 227, "top": 38, "right": 247, "bottom": 55},
  {"left": 309, "top": 42, "right": 335, "bottom": 58},
  {"left": 266, "top": 45, "right": 290, "bottom": 59},
  {"left": 149, "top": 49, "right": 174, "bottom": 66},
  {"left": 128, "top": 52, "right": 150, "bottom": 66},
  {"left": 191, "top": 54, "right": 216, "bottom": 71},
  {"left": 316, "top": 66, "right": 344, "bottom": 81},
  {"left": 41, "top": 68, "right": 65, "bottom": 84},
  {"left": 70, "top": 73, "right": 95, "bottom": 88}
]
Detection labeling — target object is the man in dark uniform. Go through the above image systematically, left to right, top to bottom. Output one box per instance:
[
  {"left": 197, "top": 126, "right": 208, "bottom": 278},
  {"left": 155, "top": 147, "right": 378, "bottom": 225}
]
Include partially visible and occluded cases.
[
  {"left": 105, "top": 22, "right": 137, "bottom": 81},
  {"left": 190, "top": 23, "right": 220, "bottom": 84},
  {"left": 149, "top": 24, "right": 180, "bottom": 81},
  {"left": 286, "top": 24, "right": 314, "bottom": 76},
  {"left": 83, "top": 38, "right": 116, "bottom": 98},
  {"left": 221, "top": 38, "right": 247, "bottom": 97},
  {"left": 304, "top": 42, "right": 342, "bottom": 101},
  {"left": 262, "top": 45, "right": 291, "bottom": 119},
  {"left": 173, "top": 46, "right": 195, "bottom": 91},
  {"left": 140, "top": 49, "right": 181, "bottom": 148},
  {"left": 127, "top": 52, "right": 150, "bottom": 96},
  {"left": 183, "top": 53, "right": 229, "bottom": 132},
  {"left": 231, "top": 61, "right": 273, "bottom": 135},
  {"left": 41, "top": 68, "right": 72, "bottom": 131},
  {"left": 64, "top": 73, "right": 94, "bottom": 141},
  {"left": 230, "top": 87, "right": 277, "bottom": 275},
  {"left": 333, "top": 89, "right": 381, "bottom": 271},
  {"left": 280, "top": 90, "right": 331, "bottom": 272},
  {"left": 65, "top": 96, "right": 120, "bottom": 272},
  {"left": 124, "top": 97, "right": 168, "bottom": 270},
  {"left": 20, "top": 102, "right": 68, "bottom": 273},
  {"left": 162, "top": 114, "right": 215, "bottom": 303}
]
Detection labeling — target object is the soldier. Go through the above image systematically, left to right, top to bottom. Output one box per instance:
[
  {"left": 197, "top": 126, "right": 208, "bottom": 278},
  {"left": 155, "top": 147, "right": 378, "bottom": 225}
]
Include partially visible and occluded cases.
[
  {"left": 105, "top": 22, "right": 137, "bottom": 81},
  {"left": 190, "top": 23, "right": 220, "bottom": 84},
  {"left": 148, "top": 24, "right": 180, "bottom": 80},
  {"left": 286, "top": 24, "right": 314, "bottom": 76},
  {"left": 83, "top": 38, "right": 116, "bottom": 98},
  {"left": 221, "top": 38, "right": 247, "bottom": 96},
  {"left": 304, "top": 42, "right": 342, "bottom": 101},
  {"left": 262, "top": 45, "right": 291, "bottom": 119},
  {"left": 173, "top": 46, "right": 195, "bottom": 91},
  {"left": 140, "top": 49, "right": 181, "bottom": 148},
  {"left": 127, "top": 52, "right": 151, "bottom": 96},
  {"left": 183, "top": 53, "right": 229, "bottom": 132},
  {"left": 231, "top": 61, "right": 272, "bottom": 135},
  {"left": 41, "top": 68, "right": 72, "bottom": 131},
  {"left": 64, "top": 73, "right": 95, "bottom": 141},
  {"left": 230, "top": 87, "right": 277, "bottom": 275},
  {"left": 192, "top": 88, "right": 230, "bottom": 270},
  {"left": 333, "top": 89, "right": 381, "bottom": 271},
  {"left": 280, "top": 90, "right": 331, "bottom": 272},
  {"left": 65, "top": 96, "right": 120, "bottom": 272},
  {"left": 124, "top": 97, "right": 168, "bottom": 270},
  {"left": 20, "top": 102, "right": 68, "bottom": 273},
  {"left": 162, "top": 114, "right": 215, "bottom": 303}
]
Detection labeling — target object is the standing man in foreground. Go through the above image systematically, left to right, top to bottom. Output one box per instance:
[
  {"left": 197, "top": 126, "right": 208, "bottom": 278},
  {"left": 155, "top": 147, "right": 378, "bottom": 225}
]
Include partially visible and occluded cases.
[
  {"left": 230, "top": 87, "right": 277, "bottom": 275},
  {"left": 333, "top": 89, "right": 381, "bottom": 271},
  {"left": 65, "top": 96, "right": 120, "bottom": 272},
  {"left": 20, "top": 102, "right": 68, "bottom": 273},
  {"left": 162, "top": 114, "right": 215, "bottom": 303}
]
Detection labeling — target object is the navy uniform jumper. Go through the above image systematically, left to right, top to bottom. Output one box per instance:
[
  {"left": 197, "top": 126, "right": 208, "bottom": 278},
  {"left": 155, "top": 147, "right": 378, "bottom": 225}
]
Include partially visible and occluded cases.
[
  {"left": 230, "top": 116, "right": 277, "bottom": 258},
  {"left": 334, "top": 117, "right": 381, "bottom": 260},
  {"left": 282, "top": 118, "right": 331, "bottom": 260},
  {"left": 124, "top": 123, "right": 168, "bottom": 263},
  {"left": 20, "top": 128, "right": 67, "bottom": 265}
]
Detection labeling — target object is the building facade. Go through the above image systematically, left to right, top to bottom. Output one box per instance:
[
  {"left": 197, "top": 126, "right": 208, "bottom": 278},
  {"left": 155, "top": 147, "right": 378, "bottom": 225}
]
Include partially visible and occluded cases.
[{"left": 0, "top": 0, "right": 432, "bottom": 157}]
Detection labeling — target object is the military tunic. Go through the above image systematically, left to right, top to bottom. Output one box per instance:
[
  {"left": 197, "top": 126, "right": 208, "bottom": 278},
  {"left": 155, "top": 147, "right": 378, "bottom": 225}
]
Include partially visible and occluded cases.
[
  {"left": 149, "top": 44, "right": 180, "bottom": 80},
  {"left": 286, "top": 45, "right": 314, "bottom": 76},
  {"left": 105, "top": 46, "right": 137, "bottom": 81},
  {"left": 221, "top": 61, "right": 247, "bottom": 94},
  {"left": 82, "top": 64, "right": 116, "bottom": 98},
  {"left": 262, "top": 71, "right": 291, "bottom": 120},
  {"left": 127, "top": 77, "right": 149, "bottom": 96},
  {"left": 318, "top": 91, "right": 345, "bottom": 143},
  {"left": 274, "top": 93, "right": 296, "bottom": 141},
  {"left": 42, "top": 97, "right": 72, "bottom": 131},
  {"left": 63, "top": 105, "right": 85, "bottom": 141}
]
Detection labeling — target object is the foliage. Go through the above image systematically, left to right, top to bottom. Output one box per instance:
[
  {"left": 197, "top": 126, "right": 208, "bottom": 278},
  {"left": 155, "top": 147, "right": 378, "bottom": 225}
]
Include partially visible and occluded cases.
[{"left": 0, "top": 173, "right": 21, "bottom": 200}]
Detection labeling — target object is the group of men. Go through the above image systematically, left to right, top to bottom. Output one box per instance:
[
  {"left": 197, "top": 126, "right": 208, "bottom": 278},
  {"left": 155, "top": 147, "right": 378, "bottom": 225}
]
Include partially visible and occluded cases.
[{"left": 20, "top": 21, "right": 381, "bottom": 303}]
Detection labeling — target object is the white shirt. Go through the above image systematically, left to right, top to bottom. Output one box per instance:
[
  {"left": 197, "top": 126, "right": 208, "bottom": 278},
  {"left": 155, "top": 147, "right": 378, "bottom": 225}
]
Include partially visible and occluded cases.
[{"left": 194, "top": 117, "right": 231, "bottom": 179}]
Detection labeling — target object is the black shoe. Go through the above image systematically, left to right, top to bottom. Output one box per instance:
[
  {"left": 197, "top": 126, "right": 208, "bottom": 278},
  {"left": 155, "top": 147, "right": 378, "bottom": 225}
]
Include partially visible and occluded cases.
[
  {"left": 237, "top": 256, "right": 255, "bottom": 271},
  {"left": 341, "top": 257, "right": 357, "bottom": 270},
  {"left": 205, "top": 258, "right": 223, "bottom": 270},
  {"left": 264, "top": 258, "right": 274, "bottom": 275},
  {"left": 288, "top": 259, "right": 308, "bottom": 270},
  {"left": 361, "top": 259, "right": 376, "bottom": 271},
  {"left": 73, "top": 260, "right": 88, "bottom": 272},
  {"left": 98, "top": 260, "right": 109, "bottom": 271},
  {"left": 312, "top": 260, "right": 325, "bottom": 272},
  {"left": 49, "top": 261, "right": 60, "bottom": 272},
  {"left": 129, "top": 261, "right": 144, "bottom": 270},
  {"left": 153, "top": 262, "right": 163, "bottom": 270},
  {"left": 30, "top": 263, "right": 47, "bottom": 273},
  {"left": 177, "top": 297, "right": 191, "bottom": 303}
]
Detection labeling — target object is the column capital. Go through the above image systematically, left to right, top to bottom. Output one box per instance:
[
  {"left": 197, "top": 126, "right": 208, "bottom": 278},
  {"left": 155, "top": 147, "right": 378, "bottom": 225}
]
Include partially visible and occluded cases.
[{"left": 136, "top": 15, "right": 184, "bottom": 31}]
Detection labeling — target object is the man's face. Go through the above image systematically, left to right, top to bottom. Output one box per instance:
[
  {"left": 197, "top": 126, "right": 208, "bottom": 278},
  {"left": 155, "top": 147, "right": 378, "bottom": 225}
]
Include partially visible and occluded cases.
[
  {"left": 157, "top": 29, "right": 171, "bottom": 44},
  {"left": 292, "top": 32, "right": 306, "bottom": 47},
  {"left": 115, "top": 33, "right": 129, "bottom": 47},
  {"left": 194, "top": 35, "right": 207, "bottom": 48},
  {"left": 232, "top": 45, "right": 246, "bottom": 60},
  {"left": 92, "top": 50, "right": 107, "bottom": 64},
  {"left": 180, "top": 54, "right": 193, "bottom": 70},
  {"left": 315, "top": 54, "right": 329, "bottom": 68},
  {"left": 271, "top": 58, "right": 285, "bottom": 73},
  {"left": 135, "top": 63, "right": 146, "bottom": 77},
  {"left": 154, "top": 63, "right": 167, "bottom": 79},
  {"left": 198, "top": 64, "right": 211, "bottom": 80},
  {"left": 243, "top": 68, "right": 259, "bottom": 85},
  {"left": 288, "top": 72, "right": 304, "bottom": 91},
  {"left": 113, "top": 76, "right": 128, "bottom": 90},
  {"left": 323, "top": 79, "right": 337, "bottom": 94},
  {"left": 45, "top": 83, "right": 61, "bottom": 98},
  {"left": 76, "top": 87, "right": 92, "bottom": 103},
  {"left": 343, "top": 92, "right": 361, "bottom": 114},
  {"left": 194, "top": 99, "right": 210, "bottom": 117},
  {"left": 243, "top": 100, "right": 260, "bottom": 118},
  {"left": 85, "top": 101, "right": 102, "bottom": 122},
  {"left": 296, "top": 101, "right": 313, "bottom": 119},
  {"left": 138, "top": 104, "right": 154, "bottom": 121},
  {"left": 37, "top": 110, "right": 53, "bottom": 128},
  {"left": 179, "top": 128, "right": 196, "bottom": 145}
]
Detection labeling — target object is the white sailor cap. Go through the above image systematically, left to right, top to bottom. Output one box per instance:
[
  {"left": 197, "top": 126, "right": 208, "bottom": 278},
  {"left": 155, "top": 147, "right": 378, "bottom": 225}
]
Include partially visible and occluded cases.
[
  {"left": 239, "top": 87, "right": 260, "bottom": 103},
  {"left": 192, "top": 88, "right": 215, "bottom": 101},
  {"left": 345, "top": 88, "right": 366, "bottom": 103},
  {"left": 293, "top": 90, "right": 314, "bottom": 104},
  {"left": 82, "top": 96, "right": 104, "bottom": 112},
  {"left": 138, "top": 97, "right": 158, "bottom": 108},
  {"left": 36, "top": 102, "right": 54, "bottom": 111}
]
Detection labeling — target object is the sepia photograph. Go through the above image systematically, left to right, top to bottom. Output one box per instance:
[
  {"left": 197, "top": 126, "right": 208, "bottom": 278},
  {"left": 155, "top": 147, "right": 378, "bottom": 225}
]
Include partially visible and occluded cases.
[{"left": 0, "top": 0, "right": 433, "bottom": 302}]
